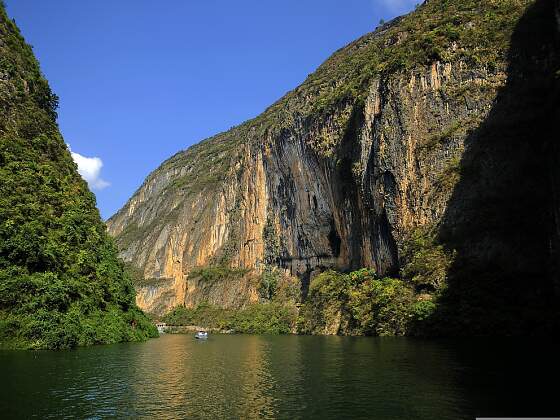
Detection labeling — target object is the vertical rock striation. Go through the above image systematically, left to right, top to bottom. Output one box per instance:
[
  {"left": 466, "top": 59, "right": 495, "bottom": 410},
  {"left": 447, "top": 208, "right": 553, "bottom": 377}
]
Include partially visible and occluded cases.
[{"left": 108, "top": 0, "right": 560, "bottom": 333}]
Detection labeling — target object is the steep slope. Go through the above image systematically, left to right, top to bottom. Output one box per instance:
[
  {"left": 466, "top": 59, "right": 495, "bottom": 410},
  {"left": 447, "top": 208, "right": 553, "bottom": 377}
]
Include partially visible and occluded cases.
[
  {"left": 108, "top": 0, "right": 560, "bottom": 334},
  {"left": 0, "top": 5, "right": 157, "bottom": 349}
]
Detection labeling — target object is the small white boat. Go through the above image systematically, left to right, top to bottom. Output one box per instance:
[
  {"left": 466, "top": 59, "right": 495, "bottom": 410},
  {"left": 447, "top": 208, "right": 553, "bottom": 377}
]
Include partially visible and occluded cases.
[{"left": 195, "top": 331, "right": 208, "bottom": 340}]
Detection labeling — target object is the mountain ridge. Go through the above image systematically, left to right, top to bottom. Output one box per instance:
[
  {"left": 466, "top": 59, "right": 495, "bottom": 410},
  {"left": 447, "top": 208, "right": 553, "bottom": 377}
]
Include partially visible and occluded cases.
[{"left": 108, "top": 0, "right": 560, "bottom": 334}]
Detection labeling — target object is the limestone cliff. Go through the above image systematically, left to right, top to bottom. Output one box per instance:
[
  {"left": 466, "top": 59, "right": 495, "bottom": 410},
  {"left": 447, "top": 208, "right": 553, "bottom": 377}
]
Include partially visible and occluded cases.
[{"left": 108, "top": 0, "right": 560, "bottom": 333}]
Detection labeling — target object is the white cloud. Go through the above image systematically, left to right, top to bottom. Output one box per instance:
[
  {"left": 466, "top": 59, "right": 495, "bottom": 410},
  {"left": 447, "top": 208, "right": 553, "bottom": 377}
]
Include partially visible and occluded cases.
[
  {"left": 374, "top": 0, "right": 420, "bottom": 15},
  {"left": 69, "top": 147, "right": 110, "bottom": 190}
]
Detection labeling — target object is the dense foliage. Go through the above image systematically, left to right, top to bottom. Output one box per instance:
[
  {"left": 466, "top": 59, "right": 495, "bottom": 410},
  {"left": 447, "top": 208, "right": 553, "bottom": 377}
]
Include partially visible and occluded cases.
[
  {"left": 0, "top": 5, "right": 157, "bottom": 349},
  {"left": 189, "top": 266, "right": 250, "bottom": 284},
  {"left": 163, "top": 267, "right": 299, "bottom": 335},
  {"left": 162, "top": 269, "right": 436, "bottom": 337},
  {"left": 298, "top": 269, "right": 435, "bottom": 336},
  {"left": 163, "top": 302, "right": 297, "bottom": 335}
]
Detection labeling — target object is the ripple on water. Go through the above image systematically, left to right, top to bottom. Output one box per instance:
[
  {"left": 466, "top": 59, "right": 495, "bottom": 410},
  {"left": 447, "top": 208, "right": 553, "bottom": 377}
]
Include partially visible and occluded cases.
[{"left": 1, "top": 335, "right": 559, "bottom": 419}]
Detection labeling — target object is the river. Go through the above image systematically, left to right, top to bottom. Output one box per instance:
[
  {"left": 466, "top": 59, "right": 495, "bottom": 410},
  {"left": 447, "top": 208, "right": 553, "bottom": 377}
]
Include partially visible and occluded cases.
[{"left": 1, "top": 334, "right": 557, "bottom": 419}]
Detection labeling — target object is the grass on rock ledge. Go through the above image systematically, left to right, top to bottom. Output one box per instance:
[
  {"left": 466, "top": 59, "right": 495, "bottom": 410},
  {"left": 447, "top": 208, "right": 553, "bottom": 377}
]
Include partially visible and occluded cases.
[{"left": 163, "top": 302, "right": 297, "bottom": 335}]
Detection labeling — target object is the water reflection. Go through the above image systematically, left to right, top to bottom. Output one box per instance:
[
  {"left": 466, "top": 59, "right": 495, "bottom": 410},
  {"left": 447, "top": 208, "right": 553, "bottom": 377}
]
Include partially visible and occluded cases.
[
  {"left": 1, "top": 335, "right": 558, "bottom": 419},
  {"left": 127, "top": 335, "right": 280, "bottom": 419}
]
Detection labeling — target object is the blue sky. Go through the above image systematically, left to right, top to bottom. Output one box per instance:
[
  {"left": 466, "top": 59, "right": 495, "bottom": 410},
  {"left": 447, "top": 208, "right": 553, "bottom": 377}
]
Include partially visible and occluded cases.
[{"left": 6, "top": 0, "right": 419, "bottom": 219}]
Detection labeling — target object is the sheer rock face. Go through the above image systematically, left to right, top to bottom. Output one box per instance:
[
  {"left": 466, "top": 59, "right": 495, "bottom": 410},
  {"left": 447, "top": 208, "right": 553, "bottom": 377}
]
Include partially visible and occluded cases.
[
  {"left": 107, "top": 0, "right": 558, "bottom": 317},
  {"left": 107, "top": 61, "right": 498, "bottom": 316}
]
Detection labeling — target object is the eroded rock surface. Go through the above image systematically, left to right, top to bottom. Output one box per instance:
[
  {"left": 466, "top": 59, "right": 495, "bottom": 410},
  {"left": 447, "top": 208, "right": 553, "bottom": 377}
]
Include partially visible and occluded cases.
[{"left": 107, "top": 0, "right": 560, "bottom": 324}]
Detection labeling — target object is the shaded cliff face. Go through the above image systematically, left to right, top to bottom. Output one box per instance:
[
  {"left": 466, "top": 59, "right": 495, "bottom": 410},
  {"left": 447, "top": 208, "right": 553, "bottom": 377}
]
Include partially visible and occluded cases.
[
  {"left": 108, "top": 0, "right": 560, "bottom": 329},
  {"left": 431, "top": 0, "right": 560, "bottom": 334}
]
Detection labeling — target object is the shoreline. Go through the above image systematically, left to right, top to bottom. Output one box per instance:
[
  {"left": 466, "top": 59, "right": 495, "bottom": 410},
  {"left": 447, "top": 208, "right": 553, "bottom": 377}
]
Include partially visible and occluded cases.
[{"left": 163, "top": 325, "right": 235, "bottom": 335}]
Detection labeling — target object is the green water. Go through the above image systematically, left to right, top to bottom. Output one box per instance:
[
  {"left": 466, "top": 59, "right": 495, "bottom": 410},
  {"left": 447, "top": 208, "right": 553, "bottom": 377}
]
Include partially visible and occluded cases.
[{"left": 0, "top": 334, "right": 557, "bottom": 419}]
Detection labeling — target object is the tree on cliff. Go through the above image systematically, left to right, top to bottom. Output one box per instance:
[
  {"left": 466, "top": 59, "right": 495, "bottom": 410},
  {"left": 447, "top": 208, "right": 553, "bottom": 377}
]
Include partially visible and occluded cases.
[{"left": 0, "top": 4, "right": 157, "bottom": 349}]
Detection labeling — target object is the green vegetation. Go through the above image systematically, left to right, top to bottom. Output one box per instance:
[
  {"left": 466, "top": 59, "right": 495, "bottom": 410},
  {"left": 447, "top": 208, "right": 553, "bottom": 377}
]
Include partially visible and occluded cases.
[
  {"left": 249, "top": 0, "right": 532, "bottom": 154},
  {"left": 0, "top": 5, "right": 157, "bottom": 349},
  {"left": 419, "top": 114, "right": 484, "bottom": 157},
  {"left": 111, "top": 123, "right": 249, "bottom": 253},
  {"left": 158, "top": 126, "right": 247, "bottom": 199},
  {"left": 161, "top": 128, "right": 246, "bottom": 199},
  {"left": 434, "top": 155, "right": 462, "bottom": 192},
  {"left": 262, "top": 214, "right": 281, "bottom": 265},
  {"left": 401, "top": 228, "right": 455, "bottom": 291},
  {"left": 162, "top": 264, "right": 300, "bottom": 335},
  {"left": 189, "top": 266, "right": 250, "bottom": 283},
  {"left": 159, "top": 267, "right": 444, "bottom": 337},
  {"left": 258, "top": 267, "right": 280, "bottom": 301},
  {"left": 298, "top": 269, "right": 436, "bottom": 336},
  {"left": 349, "top": 275, "right": 416, "bottom": 336},
  {"left": 163, "top": 302, "right": 297, "bottom": 335},
  {"left": 163, "top": 303, "right": 232, "bottom": 330},
  {"left": 232, "top": 303, "right": 296, "bottom": 334}
]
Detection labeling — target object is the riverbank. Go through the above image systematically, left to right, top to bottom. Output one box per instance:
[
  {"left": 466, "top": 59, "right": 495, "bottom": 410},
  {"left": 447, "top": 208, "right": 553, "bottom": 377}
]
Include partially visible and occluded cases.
[
  {"left": 160, "top": 270, "right": 437, "bottom": 337},
  {"left": 161, "top": 302, "right": 298, "bottom": 335},
  {"left": 163, "top": 325, "right": 234, "bottom": 334}
]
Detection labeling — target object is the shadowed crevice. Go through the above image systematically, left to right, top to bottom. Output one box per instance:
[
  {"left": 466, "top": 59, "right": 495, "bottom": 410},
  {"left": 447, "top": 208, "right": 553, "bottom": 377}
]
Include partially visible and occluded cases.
[{"left": 428, "top": 0, "right": 560, "bottom": 335}]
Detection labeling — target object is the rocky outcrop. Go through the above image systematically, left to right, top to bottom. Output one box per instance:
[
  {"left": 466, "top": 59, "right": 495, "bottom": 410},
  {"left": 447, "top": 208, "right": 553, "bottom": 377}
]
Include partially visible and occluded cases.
[{"left": 108, "top": 0, "right": 560, "bottom": 332}]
